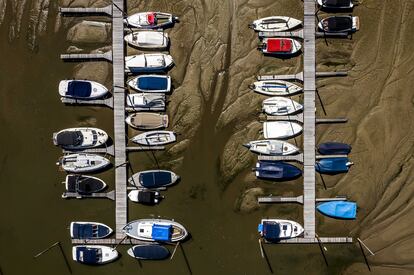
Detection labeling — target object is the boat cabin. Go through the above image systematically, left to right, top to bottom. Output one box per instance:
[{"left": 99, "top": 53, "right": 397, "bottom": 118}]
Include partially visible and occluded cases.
[{"left": 138, "top": 223, "right": 172, "bottom": 242}]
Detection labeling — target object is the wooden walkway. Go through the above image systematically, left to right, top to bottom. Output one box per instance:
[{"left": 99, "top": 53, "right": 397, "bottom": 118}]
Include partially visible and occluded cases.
[
  {"left": 59, "top": 5, "right": 113, "bottom": 16},
  {"left": 60, "top": 51, "right": 113, "bottom": 62},
  {"left": 257, "top": 71, "right": 347, "bottom": 82},
  {"left": 60, "top": 97, "right": 114, "bottom": 108},
  {"left": 62, "top": 145, "right": 115, "bottom": 157},
  {"left": 62, "top": 190, "right": 115, "bottom": 200},
  {"left": 258, "top": 195, "right": 347, "bottom": 204}
]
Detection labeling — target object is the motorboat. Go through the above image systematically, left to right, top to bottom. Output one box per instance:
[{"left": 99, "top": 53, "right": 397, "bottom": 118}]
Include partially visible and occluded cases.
[
  {"left": 317, "top": 0, "right": 354, "bottom": 9},
  {"left": 125, "top": 12, "right": 178, "bottom": 29},
  {"left": 249, "top": 16, "right": 301, "bottom": 32},
  {"left": 318, "top": 16, "right": 359, "bottom": 33},
  {"left": 124, "top": 30, "right": 169, "bottom": 50},
  {"left": 259, "top": 38, "right": 301, "bottom": 55},
  {"left": 125, "top": 54, "right": 174, "bottom": 73},
  {"left": 127, "top": 75, "right": 171, "bottom": 93},
  {"left": 59, "top": 80, "right": 108, "bottom": 99},
  {"left": 249, "top": 80, "right": 302, "bottom": 96},
  {"left": 126, "top": 93, "right": 166, "bottom": 111},
  {"left": 262, "top": 97, "right": 303, "bottom": 116},
  {"left": 126, "top": 113, "right": 168, "bottom": 130},
  {"left": 263, "top": 121, "right": 302, "bottom": 139},
  {"left": 52, "top": 128, "right": 108, "bottom": 149},
  {"left": 131, "top": 131, "right": 176, "bottom": 146},
  {"left": 243, "top": 140, "right": 299, "bottom": 156},
  {"left": 317, "top": 142, "right": 352, "bottom": 155},
  {"left": 57, "top": 154, "right": 110, "bottom": 173},
  {"left": 315, "top": 157, "right": 353, "bottom": 174},
  {"left": 255, "top": 161, "right": 302, "bottom": 180},
  {"left": 128, "top": 170, "right": 180, "bottom": 189},
  {"left": 65, "top": 174, "right": 107, "bottom": 194},
  {"left": 128, "top": 190, "right": 163, "bottom": 204},
  {"left": 317, "top": 201, "right": 357, "bottom": 219},
  {"left": 123, "top": 219, "right": 188, "bottom": 242},
  {"left": 258, "top": 219, "right": 304, "bottom": 242},
  {"left": 70, "top": 222, "right": 113, "bottom": 239},
  {"left": 127, "top": 244, "right": 170, "bottom": 260},
  {"left": 72, "top": 245, "right": 118, "bottom": 265}
]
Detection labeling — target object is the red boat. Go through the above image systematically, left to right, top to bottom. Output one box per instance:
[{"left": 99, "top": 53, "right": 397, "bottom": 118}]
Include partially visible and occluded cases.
[{"left": 259, "top": 38, "right": 301, "bottom": 55}]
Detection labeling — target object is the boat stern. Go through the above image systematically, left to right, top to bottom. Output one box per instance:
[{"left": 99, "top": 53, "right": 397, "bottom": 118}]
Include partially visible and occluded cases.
[
  {"left": 352, "top": 16, "right": 360, "bottom": 31},
  {"left": 58, "top": 80, "right": 69, "bottom": 97},
  {"left": 100, "top": 246, "right": 119, "bottom": 263}
]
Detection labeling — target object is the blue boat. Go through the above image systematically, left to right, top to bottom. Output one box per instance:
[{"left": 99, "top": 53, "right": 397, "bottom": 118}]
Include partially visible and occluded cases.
[
  {"left": 128, "top": 75, "right": 171, "bottom": 93},
  {"left": 318, "top": 142, "right": 352, "bottom": 155},
  {"left": 315, "top": 157, "right": 353, "bottom": 174},
  {"left": 255, "top": 161, "right": 302, "bottom": 180},
  {"left": 128, "top": 170, "right": 180, "bottom": 189},
  {"left": 317, "top": 201, "right": 357, "bottom": 219},
  {"left": 70, "top": 222, "right": 113, "bottom": 239},
  {"left": 127, "top": 244, "right": 170, "bottom": 260},
  {"left": 72, "top": 245, "right": 118, "bottom": 265}
]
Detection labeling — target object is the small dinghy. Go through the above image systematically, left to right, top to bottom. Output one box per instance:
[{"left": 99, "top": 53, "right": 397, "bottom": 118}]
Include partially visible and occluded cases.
[
  {"left": 317, "top": 0, "right": 354, "bottom": 9},
  {"left": 125, "top": 12, "right": 178, "bottom": 29},
  {"left": 249, "top": 16, "right": 302, "bottom": 32},
  {"left": 318, "top": 16, "right": 359, "bottom": 33},
  {"left": 124, "top": 30, "right": 169, "bottom": 49},
  {"left": 259, "top": 38, "right": 301, "bottom": 55},
  {"left": 125, "top": 54, "right": 174, "bottom": 73},
  {"left": 128, "top": 75, "right": 171, "bottom": 93},
  {"left": 59, "top": 80, "right": 108, "bottom": 99},
  {"left": 250, "top": 80, "right": 302, "bottom": 96},
  {"left": 126, "top": 93, "right": 166, "bottom": 111},
  {"left": 262, "top": 97, "right": 303, "bottom": 116},
  {"left": 126, "top": 113, "right": 168, "bottom": 130},
  {"left": 263, "top": 121, "right": 302, "bottom": 139},
  {"left": 52, "top": 128, "right": 108, "bottom": 150},
  {"left": 131, "top": 131, "right": 176, "bottom": 146},
  {"left": 244, "top": 140, "right": 299, "bottom": 156},
  {"left": 318, "top": 142, "right": 352, "bottom": 155},
  {"left": 57, "top": 154, "right": 110, "bottom": 173},
  {"left": 315, "top": 157, "right": 353, "bottom": 174},
  {"left": 255, "top": 161, "right": 302, "bottom": 180},
  {"left": 128, "top": 170, "right": 180, "bottom": 189},
  {"left": 65, "top": 174, "right": 107, "bottom": 194},
  {"left": 128, "top": 190, "right": 163, "bottom": 205},
  {"left": 317, "top": 201, "right": 357, "bottom": 219},
  {"left": 123, "top": 219, "right": 188, "bottom": 242},
  {"left": 258, "top": 219, "right": 304, "bottom": 242},
  {"left": 70, "top": 222, "right": 113, "bottom": 239},
  {"left": 128, "top": 244, "right": 170, "bottom": 260},
  {"left": 72, "top": 245, "right": 118, "bottom": 265}
]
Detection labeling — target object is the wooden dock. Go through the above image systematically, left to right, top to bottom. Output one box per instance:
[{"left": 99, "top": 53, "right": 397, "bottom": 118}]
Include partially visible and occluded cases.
[
  {"left": 59, "top": 5, "right": 113, "bottom": 17},
  {"left": 259, "top": 29, "right": 303, "bottom": 39},
  {"left": 60, "top": 51, "right": 113, "bottom": 62},
  {"left": 257, "top": 71, "right": 348, "bottom": 82},
  {"left": 60, "top": 97, "right": 114, "bottom": 108},
  {"left": 62, "top": 145, "right": 115, "bottom": 157},
  {"left": 62, "top": 190, "right": 115, "bottom": 200},
  {"left": 258, "top": 195, "right": 347, "bottom": 204}
]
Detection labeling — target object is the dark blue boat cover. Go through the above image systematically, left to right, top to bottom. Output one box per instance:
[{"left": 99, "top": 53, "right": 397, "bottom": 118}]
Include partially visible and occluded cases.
[
  {"left": 324, "top": 0, "right": 351, "bottom": 7},
  {"left": 324, "top": 16, "right": 352, "bottom": 32},
  {"left": 138, "top": 76, "right": 168, "bottom": 90},
  {"left": 67, "top": 81, "right": 92, "bottom": 98},
  {"left": 318, "top": 142, "right": 351, "bottom": 155},
  {"left": 315, "top": 157, "right": 350, "bottom": 174},
  {"left": 256, "top": 161, "right": 302, "bottom": 180},
  {"left": 140, "top": 171, "right": 172, "bottom": 188},
  {"left": 317, "top": 201, "right": 357, "bottom": 219},
  {"left": 262, "top": 222, "right": 281, "bottom": 242},
  {"left": 72, "top": 223, "right": 110, "bottom": 239},
  {"left": 151, "top": 224, "right": 172, "bottom": 241},
  {"left": 132, "top": 245, "right": 170, "bottom": 260},
  {"left": 76, "top": 247, "right": 100, "bottom": 264}
]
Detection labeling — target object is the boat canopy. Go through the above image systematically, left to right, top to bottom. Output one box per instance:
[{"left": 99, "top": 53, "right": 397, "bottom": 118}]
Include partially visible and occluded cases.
[
  {"left": 323, "top": 0, "right": 351, "bottom": 7},
  {"left": 325, "top": 16, "right": 352, "bottom": 31},
  {"left": 267, "top": 39, "right": 292, "bottom": 52},
  {"left": 138, "top": 76, "right": 168, "bottom": 90},
  {"left": 67, "top": 81, "right": 92, "bottom": 97},
  {"left": 56, "top": 131, "right": 83, "bottom": 146},
  {"left": 318, "top": 142, "right": 352, "bottom": 155},
  {"left": 315, "top": 157, "right": 351, "bottom": 174},
  {"left": 257, "top": 161, "right": 302, "bottom": 180},
  {"left": 140, "top": 171, "right": 172, "bottom": 188},
  {"left": 67, "top": 175, "right": 104, "bottom": 193},
  {"left": 138, "top": 191, "right": 157, "bottom": 204},
  {"left": 317, "top": 201, "right": 357, "bottom": 219},
  {"left": 261, "top": 222, "right": 281, "bottom": 241},
  {"left": 72, "top": 224, "right": 110, "bottom": 239},
  {"left": 151, "top": 224, "right": 172, "bottom": 241},
  {"left": 131, "top": 245, "right": 170, "bottom": 260},
  {"left": 76, "top": 247, "right": 101, "bottom": 264}
]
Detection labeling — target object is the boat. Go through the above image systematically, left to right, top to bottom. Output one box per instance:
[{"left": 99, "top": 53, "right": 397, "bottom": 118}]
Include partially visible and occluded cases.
[
  {"left": 317, "top": 0, "right": 354, "bottom": 9},
  {"left": 125, "top": 12, "right": 178, "bottom": 29},
  {"left": 249, "top": 16, "right": 302, "bottom": 32},
  {"left": 318, "top": 16, "right": 359, "bottom": 33},
  {"left": 124, "top": 30, "right": 169, "bottom": 49},
  {"left": 258, "top": 38, "right": 301, "bottom": 55},
  {"left": 125, "top": 54, "right": 174, "bottom": 73},
  {"left": 127, "top": 75, "right": 171, "bottom": 93},
  {"left": 59, "top": 80, "right": 108, "bottom": 99},
  {"left": 249, "top": 80, "right": 302, "bottom": 96},
  {"left": 126, "top": 93, "right": 166, "bottom": 111},
  {"left": 262, "top": 97, "right": 303, "bottom": 116},
  {"left": 126, "top": 113, "right": 168, "bottom": 130},
  {"left": 263, "top": 121, "right": 302, "bottom": 139},
  {"left": 52, "top": 128, "right": 108, "bottom": 150},
  {"left": 131, "top": 131, "right": 176, "bottom": 146},
  {"left": 244, "top": 140, "right": 299, "bottom": 156},
  {"left": 317, "top": 142, "right": 352, "bottom": 155},
  {"left": 57, "top": 154, "right": 110, "bottom": 173},
  {"left": 315, "top": 157, "right": 353, "bottom": 174},
  {"left": 255, "top": 161, "right": 302, "bottom": 180},
  {"left": 128, "top": 170, "right": 180, "bottom": 189},
  {"left": 65, "top": 174, "right": 107, "bottom": 194},
  {"left": 128, "top": 190, "right": 163, "bottom": 205},
  {"left": 317, "top": 201, "right": 357, "bottom": 219},
  {"left": 123, "top": 219, "right": 188, "bottom": 242},
  {"left": 258, "top": 219, "right": 304, "bottom": 242},
  {"left": 70, "top": 222, "right": 113, "bottom": 239},
  {"left": 127, "top": 244, "right": 170, "bottom": 260},
  {"left": 72, "top": 245, "right": 118, "bottom": 265}
]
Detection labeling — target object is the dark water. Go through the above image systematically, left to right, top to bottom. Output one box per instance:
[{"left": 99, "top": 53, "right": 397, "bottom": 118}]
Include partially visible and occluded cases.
[{"left": 0, "top": 4, "right": 362, "bottom": 275}]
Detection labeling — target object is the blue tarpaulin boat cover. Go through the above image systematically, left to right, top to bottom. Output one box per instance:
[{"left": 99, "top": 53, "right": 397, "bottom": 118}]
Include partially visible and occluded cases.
[
  {"left": 138, "top": 76, "right": 168, "bottom": 90},
  {"left": 67, "top": 81, "right": 92, "bottom": 97},
  {"left": 318, "top": 142, "right": 352, "bottom": 155},
  {"left": 315, "top": 157, "right": 350, "bottom": 174},
  {"left": 256, "top": 161, "right": 302, "bottom": 180},
  {"left": 140, "top": 171, "right": 172, "bottom": 188},
  {"left": 317, "top": 201, "right": 357, "bottom": 219},
  {"left": 261, "top": 222, "right": 281, "bottom": 242},
  {"left": 72, "top": 223, "right": 110, "bottom": 239},
  {"left": 151, "top": 224, "right": 172, "bottom": 241},
  {"left": 132, "top": 245, "right": 170, "bottom": 260},
  {"left": 76, "top": 247, "right": 99, "bottom": 264}
]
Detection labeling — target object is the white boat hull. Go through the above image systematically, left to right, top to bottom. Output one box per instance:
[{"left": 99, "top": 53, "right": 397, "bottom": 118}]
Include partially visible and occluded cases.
[
  {"left": 317, "top": 0, "right": 354, "bottom": 8},
  {"left": 126, "top": 12, "right": 176, "bottom": 29},
  {"left": 250, "top": 16, "right": 302, "bottom": 32},
  {"left": 124, "top": 31, "right": 169, "bottom": 49},
  {"left": 261, "top": 38, "right": 302, "bottom": 55},
  {"left": 125, "top": 54, "right": 174, "bottom": 73},
  {"left": 127, "top": 75, "right": 171, "bottom": 93},
  {"left": 58, "top": 80, "right": 108, "bottom": 99},
  {"left": 250, "top": 80, "right": 302, "bottom": 96},
  {"left": 126, "top": 93, "right": 166, "bottom": 111},
  {"left": 262, "top": 97, "right": 303, "bottom": 116},
  {"left": 263, "top": 121, "right": 302, "bottom": 139},
  {"left": 52, "top": 127, "right": 108, "bottom": 149},
  {"left": 131, "top": 131, "right": 176, "bottom": 146},
  {"left": 245, "top": 140, "right": 299, "bottom": 156},
  {"left": 58, "top": 154, "right": 111, "bottom": 173},
  {"left": 123, "top": 219, "right": 188, "bottom": 242},
  {"left": 259, "top": 219, "right": 304, "bottom": 239},
  {"left": 70, "top": 222, "right": 113, "bottom": 239},
  {"left": 72, "top": 245, "right": 118, "bottom": 264}
]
